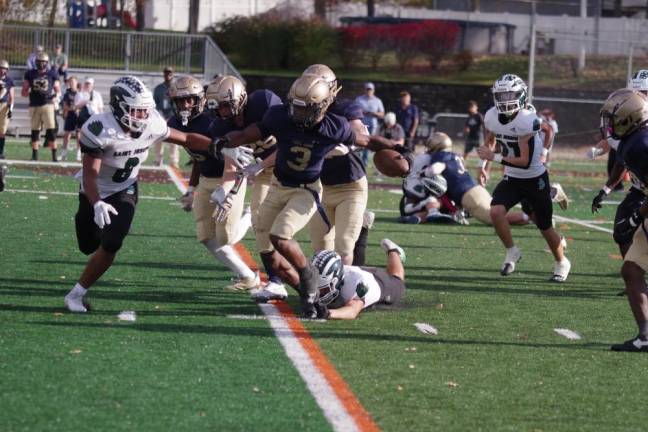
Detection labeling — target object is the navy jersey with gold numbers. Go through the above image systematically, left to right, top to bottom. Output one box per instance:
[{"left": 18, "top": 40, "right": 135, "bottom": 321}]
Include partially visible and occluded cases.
[
  {"left": 24, "top": 69, "right": 59, "bottom": 107},
  {"left": 321, "top": 98, "right": 366, "bottom": 186},
  {"left": 258, "top": 105, "right": 356, "bottom": 185},
  {"left": 168, "top": 112, "right": 224, "bottom": 178},
  {"left": 618, "top": 128, "right": 648, "bottom": 188},
  {"left": 429, "top": 151, "right": 477, "bottom": 203}
]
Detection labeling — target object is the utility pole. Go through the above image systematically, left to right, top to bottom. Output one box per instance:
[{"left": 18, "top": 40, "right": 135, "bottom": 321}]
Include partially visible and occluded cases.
[
  {"left": 189, "top": 0, "right": 199, "bottom": 33},
  {"left": 367, "top": 0, "right": 375, "bottom": 17},
  {"left": 528, "top": 0, "right": 537, "bottom": 102},
  {"left": 577, "top": 0, "right": 587, "bottom": 72}
]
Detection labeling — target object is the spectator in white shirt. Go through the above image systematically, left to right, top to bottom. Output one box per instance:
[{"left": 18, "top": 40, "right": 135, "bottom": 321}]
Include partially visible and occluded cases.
[
  {"left": 74, "top": 77, "right": 104, "bottom": 127},
  {"left": 354, "top": 82, "right": 385, "bottom": 165}
]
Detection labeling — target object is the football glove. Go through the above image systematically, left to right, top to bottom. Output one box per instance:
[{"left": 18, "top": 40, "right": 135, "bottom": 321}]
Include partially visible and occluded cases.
[
  {"left": 7, "top": 109, "right": 11, "bottom": 119},
  {"left": 222, "top": 146, "right": 254, "bottom": 169},
  {"left": 239, "top": 158, "right": 264, "bottom": 178},
  {"left": 423, "top": 162, "right": 447, "bottom": 177},
  {"left": 179, "top": 188, "right": 194, "bottom": 212},
  {"left": 591, "top": 189, "right": 607, "bottom": 213},
  {"left": 213, "top": 193, "right": 234, "bottom": 223},
  {"left": 93, "top": 200, "right": 118, "bottom": 229},
  {"left": 615, "top": 208, "right": 644, "bottom": 240},
  {"left": 315, "top": 302, "right": 331, "bottom": 320}
]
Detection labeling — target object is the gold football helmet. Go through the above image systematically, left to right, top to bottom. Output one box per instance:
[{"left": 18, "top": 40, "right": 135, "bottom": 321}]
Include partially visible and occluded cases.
[
  {"left": 35, "top": 52, "right": 49, "bottom": 71},
  {"left": 0, "top": 60, "right": 8, "bottom": 70},
  {"left": 302, "top": 64, "right": 338, "bottom": 93},
  {"left": 287, "top": 74, "right": 339, "bottom": 129},
  {"left": 168, "top": 75, "right": 205, "bottom": 125},
  {"left": 205, "top": 75, "right": 247, "bottom": 119},
  {"left": 600, "top": 88, "right": 648, "bottom": 139},
  {"left": 425, "top": 132, "right": 452, "bottom": 152}
]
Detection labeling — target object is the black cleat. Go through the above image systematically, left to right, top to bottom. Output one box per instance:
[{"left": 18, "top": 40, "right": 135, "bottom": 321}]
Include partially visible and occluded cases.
[
  {"left": 0, "top": 164, "right": 6, "bottom": 192},
  {"left": 298, "top": 264, "right": 320, "bottom": 319},
  {"left": 611, "top": 336, "right": 648, "bottom": 352}
]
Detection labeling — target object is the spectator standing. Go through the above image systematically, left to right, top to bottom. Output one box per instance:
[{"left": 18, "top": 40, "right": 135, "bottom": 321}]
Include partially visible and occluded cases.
[
  {"left": 53, "top": 44, "right": 69, "bottom": 83},
  {"left": 26, "top": 45, "right": 44, "bottom": 70},
  {"left": 22, "top": 52, "right": 60, "bottom": 161},
  {"left": 0, "top": 59, "right": 15, "bottom": 159},
  {"left": 153, "top": 66, "right": 179, "bottom": 167},
  {"left": 61, "top": 76, "right": 80, "bottom": 161},
  {"left": 74, "top": 77, "right": 104, "bottom": 127},
  {"left": 355, "top": 82, "right": 385, "bottom": 165},
  {"left": 395, "top": 91, "right": 419, "bottom": 151},
  {"left": 463, "top": 100, "right": 484, "bottom": 160},
  {"left": 378, "top": 112, "right": 405, "bottom": 146}
]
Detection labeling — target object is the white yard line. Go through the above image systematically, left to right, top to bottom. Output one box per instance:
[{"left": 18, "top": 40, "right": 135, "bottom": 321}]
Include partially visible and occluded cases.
[
  {"left": 4, "top": 188, "right": 175, "bottom": 201},
  {"left": 553, "top": 215, "right": 613, "bottom": 234}
]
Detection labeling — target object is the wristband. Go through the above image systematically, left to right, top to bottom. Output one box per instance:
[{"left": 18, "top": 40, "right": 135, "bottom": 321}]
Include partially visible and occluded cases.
[
  {"left": 541, "top": 148, "right": 549, "bottom": 157},
  {"left": 493, "top": 154, "right": 503, "bottom": 163},
  {"left": 479, "top": 159, "right": 488, "bottom": 168},
  {"left": 187, "top": 186, "right": 195, "bottom": 193},
  {"left": 602, "top": 186, "right": 612, "bottom": 195}
]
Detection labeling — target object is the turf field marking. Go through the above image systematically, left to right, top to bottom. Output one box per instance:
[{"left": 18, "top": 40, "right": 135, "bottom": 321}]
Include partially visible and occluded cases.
[
  {"left": 1, "top": 159, "right": 168, "bottom": 171},
  {"left": 164, "top": 164, "right": 189, "bottom": 193},
  {"left": 167, "top": 165, "right": 380, "bottom": 432},
  {"left": 6, "top": 175, "right": 38, "bottom": 179},
  {"left": 4, "top": 188, "right": 175, "bottom": 201},
  {"left": 552, "top": 215, "right": 613, "bottom": 234},
  {"left": 226, "top": 314, "right": 326, "bottom": 322},
  {"left": 554, "top": 328, "right": 582, "bottom": 340}
]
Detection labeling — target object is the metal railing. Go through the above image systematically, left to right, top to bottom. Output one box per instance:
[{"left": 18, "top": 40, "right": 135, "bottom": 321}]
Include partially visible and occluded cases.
[{"left": 0, "top": 24, "right": 240, "bottom": 79}]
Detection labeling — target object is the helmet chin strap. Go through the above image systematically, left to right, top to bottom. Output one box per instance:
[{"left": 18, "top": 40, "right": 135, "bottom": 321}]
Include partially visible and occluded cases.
[{"left": 180, "top": 111, "right": 190, "bottom": 126}]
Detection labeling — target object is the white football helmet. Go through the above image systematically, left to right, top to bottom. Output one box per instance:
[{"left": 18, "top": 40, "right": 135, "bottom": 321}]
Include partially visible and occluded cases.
[
  {"left": 629, "top": 70, "right": 648, "bottom": 94},
  {"left": 492, "top": 74, "right": 528, "bottom": 116},
  {"left": 109, "top": 76, "right": 155, "bottom": 133},
  {"left": 402, "top": 174, "right": 447, "bottom": 199},
  {"left": 311, "top": 250, "right": 345, "bottom": 305}
]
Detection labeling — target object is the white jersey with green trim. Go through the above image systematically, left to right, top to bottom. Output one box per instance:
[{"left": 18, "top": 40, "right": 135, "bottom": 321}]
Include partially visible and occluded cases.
[
  {"left": 484, "top": 107, "right": 545, "bottom": 179},
  {"left": 77, "top": 111, "right": 170, "bottom": 198},
  {"left": 335, "top": 265, "right": 381, "bottom": 309}
]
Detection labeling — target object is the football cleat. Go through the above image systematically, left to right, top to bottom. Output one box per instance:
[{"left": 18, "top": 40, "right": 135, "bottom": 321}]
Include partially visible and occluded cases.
[
  {"left": 0, "top": 164, "right": 6, "bottom": 192},
  {"left": 550, "top": 183, "right": 570, "bottom": 210},
  {"left": 425, "top": 209, "right": 456, "bottom": 224},
  {"left": 362, "top": 210, "right": 375, "bottom": 230},
  {"left": 398, "top": 215, "right": 421, "bottom": 224},
  {"left": 381, "top": 238, "right": 406, "bottom": 263},
  {"left": 500, "top": 246, "right": 522, "bottom": 276},
  {"left": 550, "top": 257, "right": 571, "bottom": 283},
  {"left": 224, "top": 272, "right": 260, "bottom": 292},
  {"left": 250, "top": 281, "right": 288, "bottom": 303},
  {"left": 64, "top": 294, "right": 88, "bottom": 313},
  {"left": 611, "top": 336, "right": 648, "bottom": 352}
]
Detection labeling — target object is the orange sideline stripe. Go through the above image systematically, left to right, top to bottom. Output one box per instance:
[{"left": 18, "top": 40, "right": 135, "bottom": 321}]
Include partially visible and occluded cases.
[{"left": 170, "top": 165, "right": 380, "bottom": 431}]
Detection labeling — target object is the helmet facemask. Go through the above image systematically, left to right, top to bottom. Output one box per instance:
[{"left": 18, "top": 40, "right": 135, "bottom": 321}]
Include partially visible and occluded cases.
[
  {"left": 494, "top": 90, "right": 525, "bottom": 116},
  {"left": 172, "top": 95, "right": 203, "bottom": 126},
  {"left": 288, "top": 98, "right": 330, "bottom": 130},
  {"left": 119, "top": 103, "right": 152, "bottom": 133},
  {"left": 311, "top": 250, "right": 345, "bottom": 306}
]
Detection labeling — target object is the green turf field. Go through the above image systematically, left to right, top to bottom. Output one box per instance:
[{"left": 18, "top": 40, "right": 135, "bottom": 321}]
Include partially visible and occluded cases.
[{"left": 2, "top": 141, "right": 647, "bottom": 432}]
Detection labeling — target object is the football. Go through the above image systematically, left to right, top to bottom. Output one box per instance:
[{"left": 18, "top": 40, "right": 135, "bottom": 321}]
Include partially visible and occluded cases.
[{"left": 373, "top": 149, "right": 410, "bottom": 177}]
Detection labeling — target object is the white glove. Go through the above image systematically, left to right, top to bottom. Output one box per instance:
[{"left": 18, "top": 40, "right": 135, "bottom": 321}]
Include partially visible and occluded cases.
[
  {"left": 222, "top": 146, "right": 254, "bottom": 169},
  {"left": 587, "top": 146, "right": 603, "bottom": 160},
  {"left": 239, "top": 158, "right": 264, "bottom": 178},
  {"left": 423, "top": 162, "right": 446, "bottom": 177},
  {"left": 210, "top": 186, "right": 227, "bottom": 205},
  {"left": 179, "top": 188, "right": 194, "bottom": 212},
  {"left": 213, "top": 193, "right": 234, "bottom": 222},
  {"left": 93, "top": 200, "right": 118, "bottom": 229}
]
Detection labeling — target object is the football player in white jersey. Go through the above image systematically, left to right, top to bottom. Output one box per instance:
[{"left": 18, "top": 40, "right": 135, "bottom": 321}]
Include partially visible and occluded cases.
[
  {"left": 477, "top": 74, "right": 570, "bottom": 282},
  {"left": 63, "top": 76, "right": 251, "bottom": 312},
  {"left": 311, "top": 239, "right": 406, "bottom": 320}
]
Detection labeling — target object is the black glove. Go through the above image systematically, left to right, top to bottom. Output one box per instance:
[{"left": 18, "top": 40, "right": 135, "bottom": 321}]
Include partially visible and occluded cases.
[
  {"left": 7, "top": 110, "right": 11, "bottom": 119},
  {"left": 207, "top": 137, "right": 229, "bottom": 159},
  {"left": 591, "top": 189, "right": 607, "bottom": 213},
  {"left": 615, "top": 208, "right": 644, "bottom": 240},
  {"left": 315, "top": 302, "right": 330, "bottom": 320}
]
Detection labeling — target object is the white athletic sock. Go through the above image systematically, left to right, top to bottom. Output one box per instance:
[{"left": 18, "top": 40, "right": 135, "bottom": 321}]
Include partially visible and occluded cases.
[
  {"left": 232, "top": 211, "right": 252, "bottom": 244},
  {"left": 522, "top": 213, "right": 530, "bottom": 222},
  {"left": 204, "top": 239, "right": 255, "bottom": 280},
  {"left": 506, "top": 246, "right": 517, "bottom": 253},
  {"left": 68, "top": 283, "right": 87, "bottom": 298}
]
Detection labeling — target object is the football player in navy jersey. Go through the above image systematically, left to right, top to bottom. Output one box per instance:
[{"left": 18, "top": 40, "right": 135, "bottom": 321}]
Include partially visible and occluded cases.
[
  {"left": 22, "top": 52, "right": 61, "bottom": 161},
  {"left": 0, "top": 59, "right": 14, "bottom": 159},
  {"left": 303, "top": 64, "right": 375, "bottom": 267},
  {"left": 210, "top": 74, "right": 399, "bottom": 318},
  {"left": 477, "top": 74, "right": 570, "bottom": 282},
  {"left": 168, "top": 75, "right": 258, "bottom": 292},
  {"left": 205, "top": 76, "right": 288, "bottom": 297},
  {"left": 599, "top": 89, "right": 648, "bottom": 351}
]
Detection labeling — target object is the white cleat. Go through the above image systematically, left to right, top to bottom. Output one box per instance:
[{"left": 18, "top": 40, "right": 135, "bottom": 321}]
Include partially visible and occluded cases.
[
  {"left": 551, "top": 183, "right": 570, "bottom": 210},
  {"left": 363, "top": 210, "right": 376, "bottom": 230},
  {"left": 381, "top": 238, "right": 406, "bottom": 263},
  {"left": 500, "top": 246, "right": 522, "bottom": 276},
  {"left": 550, "top": 257, "right": 571, "bottom": 283},
  {"left": 224, "top": 272, "right": 260, "bottom": 292},
  {"left": 251, "top": 281, "right": 289, "bottom": 303},
  {"left": 64, "top": 294, "right": 88, "bottom": 313}
]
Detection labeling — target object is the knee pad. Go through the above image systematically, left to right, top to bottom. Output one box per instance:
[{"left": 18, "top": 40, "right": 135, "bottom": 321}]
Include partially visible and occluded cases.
[
  {"left": 45, "top": 129, "right": 56, "bottom": 141},
  {"left": 31, "top": 130, "right": 40, "bottom": 141},
  {"left": 101, "top": 236, "right": 124, "bottom": 254},
  {"left": 77, "top": 238, "right": 100, "bottom": 256}
]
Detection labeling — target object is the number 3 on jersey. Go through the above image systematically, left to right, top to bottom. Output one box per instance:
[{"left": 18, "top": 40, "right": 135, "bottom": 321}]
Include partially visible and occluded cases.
[
  {"left": 496, "top": 135, "right": 520, "bottom": 158},
  {"left": 287, "top": 146, "right": 312, "bottom": 171},
  {"left": 112, "top": 157, "right": 140, "bottom": 183}
]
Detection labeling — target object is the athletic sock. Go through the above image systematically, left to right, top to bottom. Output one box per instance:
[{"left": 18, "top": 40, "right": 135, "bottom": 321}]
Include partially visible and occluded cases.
[
  {"left": 0, "top": 137, "right": 5, "bottom": 156},
  {"left": 32, "top": 149, "right": 38, "bottom": 160},
  {"left": 51, "top": 149, "right": 57, "bottom": 161},
  {"left": 232, "top": 210, "right": 252, "bottom": 244},
  {"left": 522, "top": 213, "right": 530, "bottom": 222},
  {"left": 352, "top": 227, "right": 369, "bottom": 266},
  {"left": 204, "top": 239, "right": 255, "bottom": 280},
  {"left": 297, "top": 264, "right": 314, "bottom": 282},
  {"left": 266, "top": 266, "right": 282, "bottom": 284},
  {"left": 68, "top": 283, "right": 87, "bottom": 299},
  {"left": 639, "top": 321, "right": 648, "bottom": 340}
]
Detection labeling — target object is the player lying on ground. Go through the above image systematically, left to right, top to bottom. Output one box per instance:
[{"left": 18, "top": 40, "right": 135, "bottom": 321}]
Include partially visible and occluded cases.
[
  {"left": 211, "top": 73, "right": 400, "bottom": 318},
  {"left": 477, "top": 74, "right": 570, "bottom": 282},
  {"left": 63, "top": 76, "right": 251, "bottom": 312},
  {"left": 311, "top": 239, "right": 406, "bottom": 320}
]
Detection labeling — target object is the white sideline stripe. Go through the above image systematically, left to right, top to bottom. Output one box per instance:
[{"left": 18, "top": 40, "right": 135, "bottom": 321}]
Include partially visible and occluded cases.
[
  {"left": 1, "top": 158, "right": 167, "bottom": 171},
  {"left": 164, "top": 164, "right": 188, "bottom": 195},
  {"left": 6, "top": 175, "right": 38, "bottom": 179},
  {"left": 4, "top": 188, "right": 175, "bottom": 201},
  {"left": 602, "top": 200, "right": 621, "bottom": 205},
  {"left": 553, "top": 215, "right": 613, "bottom": 234},
  {"left": 258, "top": 303, "right": 359, "bottom": 432},
  {"left": 226, "top": 313, "right": 326, "bottom": 323}
]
